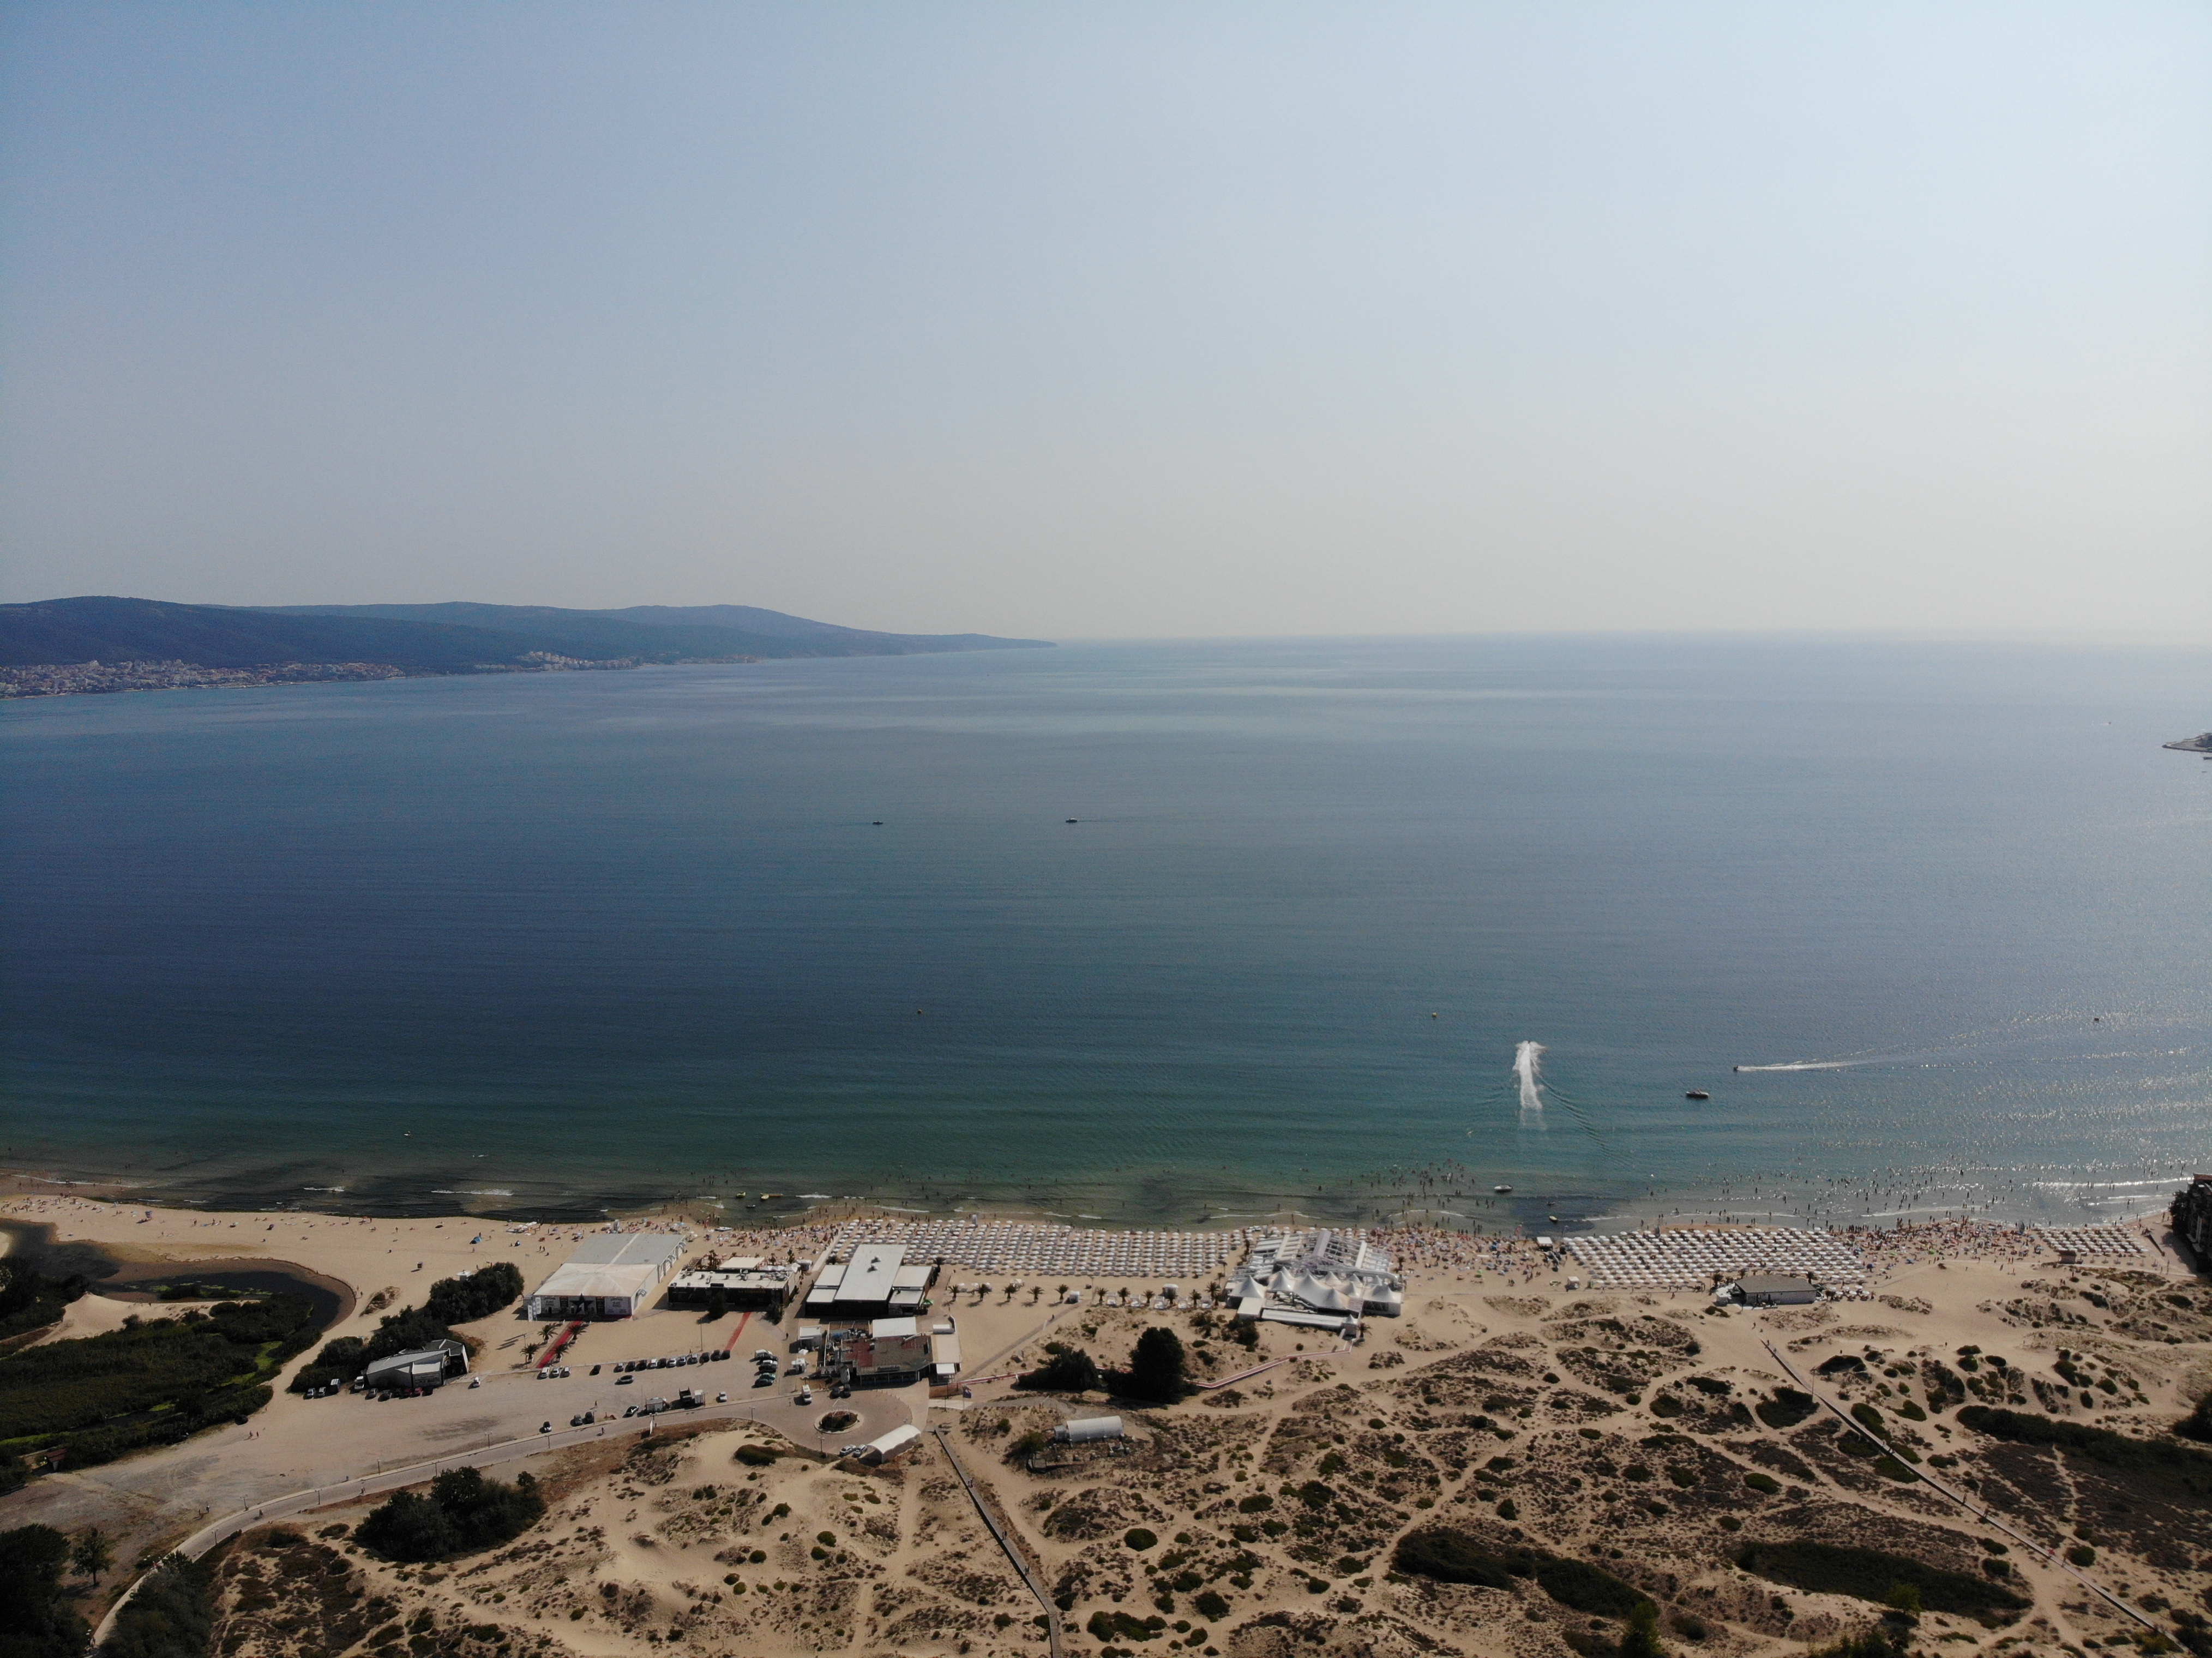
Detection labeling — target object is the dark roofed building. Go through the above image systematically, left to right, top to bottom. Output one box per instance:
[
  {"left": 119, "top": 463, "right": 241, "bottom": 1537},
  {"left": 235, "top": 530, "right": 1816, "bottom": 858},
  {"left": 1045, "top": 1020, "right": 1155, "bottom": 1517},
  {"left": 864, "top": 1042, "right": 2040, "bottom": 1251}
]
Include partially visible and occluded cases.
[
  {"left": 2174, "top": 1176, "right": 2212, "bottom": 1267},
  {"left": 1729, "top": 1272, "right": 1820, "bottom": 1306}
]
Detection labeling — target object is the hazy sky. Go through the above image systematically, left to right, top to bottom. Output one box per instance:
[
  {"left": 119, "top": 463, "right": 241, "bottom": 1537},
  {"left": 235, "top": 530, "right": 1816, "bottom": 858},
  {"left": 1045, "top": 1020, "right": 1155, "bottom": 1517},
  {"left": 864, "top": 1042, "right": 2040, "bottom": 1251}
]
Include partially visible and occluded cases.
[{"left": 4, "top": 3, "right": 2206, "bottom": 636}]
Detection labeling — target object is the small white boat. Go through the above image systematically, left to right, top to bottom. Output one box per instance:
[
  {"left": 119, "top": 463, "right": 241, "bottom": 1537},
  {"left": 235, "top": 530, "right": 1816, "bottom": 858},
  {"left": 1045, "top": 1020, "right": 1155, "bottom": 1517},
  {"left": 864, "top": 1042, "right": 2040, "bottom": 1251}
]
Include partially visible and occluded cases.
[{"left": 1494, "top": 1185, "right": 1513, "bottom": 1194}]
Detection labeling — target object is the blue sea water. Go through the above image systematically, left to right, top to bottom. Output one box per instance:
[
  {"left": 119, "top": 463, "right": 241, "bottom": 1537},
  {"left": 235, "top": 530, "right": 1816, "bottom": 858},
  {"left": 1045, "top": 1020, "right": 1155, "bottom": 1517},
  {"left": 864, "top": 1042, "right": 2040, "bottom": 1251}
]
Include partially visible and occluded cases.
[{"left": 3, "top": 635, "right": 2206, "bottom": 1232}]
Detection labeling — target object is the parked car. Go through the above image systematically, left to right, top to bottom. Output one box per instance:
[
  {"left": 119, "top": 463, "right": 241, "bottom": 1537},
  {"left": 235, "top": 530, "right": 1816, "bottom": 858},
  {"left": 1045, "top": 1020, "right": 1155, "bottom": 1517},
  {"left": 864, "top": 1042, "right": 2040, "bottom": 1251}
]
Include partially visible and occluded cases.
[{"left": 616, "top": 1374, "right": 634, "bottom": 1385}]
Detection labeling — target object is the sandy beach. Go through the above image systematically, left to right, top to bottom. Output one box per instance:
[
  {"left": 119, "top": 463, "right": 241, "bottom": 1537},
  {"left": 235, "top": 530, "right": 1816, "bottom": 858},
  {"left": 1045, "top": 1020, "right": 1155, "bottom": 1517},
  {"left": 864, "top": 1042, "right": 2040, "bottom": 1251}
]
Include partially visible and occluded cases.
[{"left": 4, "top": 1188, "right": 2209, "bottom": 1658}]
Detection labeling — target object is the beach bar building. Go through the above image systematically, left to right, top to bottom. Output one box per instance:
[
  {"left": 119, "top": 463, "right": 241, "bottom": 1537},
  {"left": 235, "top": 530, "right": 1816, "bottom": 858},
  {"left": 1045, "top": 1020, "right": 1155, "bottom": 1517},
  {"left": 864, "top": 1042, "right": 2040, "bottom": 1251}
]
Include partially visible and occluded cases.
[
  {"left": 1226, "top": 1229, "right": 1403, "bottom": 1328},
  {"left": 527, "top": 1232, "right": 687, "bottom": 1320},
  {"left": 803, "top": 1244, "right": 936, "bottom": 1318},
  {"left": 666, "top": 1258, "right": 798, "bottom": 1313},
  {"left": 1723, "top": 1272, "right": 1820, "bottom": 1307}
]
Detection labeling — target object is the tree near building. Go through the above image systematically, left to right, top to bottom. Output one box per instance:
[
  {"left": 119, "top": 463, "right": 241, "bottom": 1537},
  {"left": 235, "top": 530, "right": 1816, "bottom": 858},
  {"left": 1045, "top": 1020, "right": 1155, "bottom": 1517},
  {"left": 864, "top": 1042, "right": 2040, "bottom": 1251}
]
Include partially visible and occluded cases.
[
  {"left": 1123, "top": 1327, "right": 1188, "bottom": 1402},
  {"left": 1015, "top": 1347, "right": 1101, "bottom": 1393}
]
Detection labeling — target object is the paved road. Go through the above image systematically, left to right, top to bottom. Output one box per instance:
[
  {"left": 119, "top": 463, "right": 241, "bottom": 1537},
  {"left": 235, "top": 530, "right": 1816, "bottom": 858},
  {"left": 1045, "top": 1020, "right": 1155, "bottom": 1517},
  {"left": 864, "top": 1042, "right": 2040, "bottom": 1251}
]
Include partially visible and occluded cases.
[{"left": 7, "top": 1317, "right": 915, "bottom": 1579}]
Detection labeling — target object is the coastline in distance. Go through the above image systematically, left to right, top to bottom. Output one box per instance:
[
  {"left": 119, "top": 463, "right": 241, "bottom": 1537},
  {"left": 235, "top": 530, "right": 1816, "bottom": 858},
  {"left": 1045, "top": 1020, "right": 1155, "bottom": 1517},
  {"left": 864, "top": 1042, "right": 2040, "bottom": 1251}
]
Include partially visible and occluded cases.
[{"left": 0, "top": 596, "right": 1053, "bottom": 697}]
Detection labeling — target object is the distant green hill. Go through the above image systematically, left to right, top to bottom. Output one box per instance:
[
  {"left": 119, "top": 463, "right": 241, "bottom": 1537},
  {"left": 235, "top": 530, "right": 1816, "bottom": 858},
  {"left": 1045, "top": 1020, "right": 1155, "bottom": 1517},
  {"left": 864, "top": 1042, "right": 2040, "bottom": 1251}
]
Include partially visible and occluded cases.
[{"left": 0, "top": 596, "right": 1051, "bottom": 669}]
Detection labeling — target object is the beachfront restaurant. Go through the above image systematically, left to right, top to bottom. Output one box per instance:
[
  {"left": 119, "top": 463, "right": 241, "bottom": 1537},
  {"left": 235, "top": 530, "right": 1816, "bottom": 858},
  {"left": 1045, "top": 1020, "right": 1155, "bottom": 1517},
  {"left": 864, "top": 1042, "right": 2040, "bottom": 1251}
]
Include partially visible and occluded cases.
[
  {"left": 1227, "top": 1228, "right": 1404, "bottom": 1329},
  {"left": 526, "top": 1232, "right": 687, "bottom": 1320},
  {"left": 803, "top": 1244, "right": 936, "bottom": 1318},
  {"left": 666, "top": 1258, "right": 797, "bottom": 1312},
  {"left": 1723, "top": 1272, "right": 1821, "bottom": 1307},
  {"left": 824, "top": 1317, "right": 935, "bottom": 1387}
]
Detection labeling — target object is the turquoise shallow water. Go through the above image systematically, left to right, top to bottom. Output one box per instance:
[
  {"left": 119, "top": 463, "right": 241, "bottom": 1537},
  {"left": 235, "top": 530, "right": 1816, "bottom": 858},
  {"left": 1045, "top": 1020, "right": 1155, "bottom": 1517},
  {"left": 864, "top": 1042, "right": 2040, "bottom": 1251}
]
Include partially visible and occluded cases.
[{"left": 3, "top": 635, "right": 2207, "bottom": 1230}]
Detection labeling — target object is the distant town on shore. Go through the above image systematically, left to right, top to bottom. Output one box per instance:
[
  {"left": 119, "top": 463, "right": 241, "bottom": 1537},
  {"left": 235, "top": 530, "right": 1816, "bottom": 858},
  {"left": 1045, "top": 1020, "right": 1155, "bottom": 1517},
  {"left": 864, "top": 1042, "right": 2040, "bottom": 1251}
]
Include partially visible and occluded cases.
[{"left": 0, "top": 596, "right": 1053, "bottom": 698}]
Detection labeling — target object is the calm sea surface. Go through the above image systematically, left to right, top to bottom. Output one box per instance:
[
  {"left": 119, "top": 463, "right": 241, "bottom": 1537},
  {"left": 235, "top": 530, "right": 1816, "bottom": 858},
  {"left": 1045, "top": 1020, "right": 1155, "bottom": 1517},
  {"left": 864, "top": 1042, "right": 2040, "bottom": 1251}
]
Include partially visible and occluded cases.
[{"left": 4, "top": 636, "right": 2206, "bottom": 1232}]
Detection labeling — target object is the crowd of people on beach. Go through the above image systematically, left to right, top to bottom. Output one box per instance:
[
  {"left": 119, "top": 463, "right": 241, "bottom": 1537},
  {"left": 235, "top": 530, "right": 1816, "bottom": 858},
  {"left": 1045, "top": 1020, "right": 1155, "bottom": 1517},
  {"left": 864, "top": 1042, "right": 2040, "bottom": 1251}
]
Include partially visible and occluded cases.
[
  {"left": 3, "top": 1192, "right": 2179, "bottom": 1294},
  {"left": 1840, "top": 1216, "right": 2166, "bottom": 1274}
]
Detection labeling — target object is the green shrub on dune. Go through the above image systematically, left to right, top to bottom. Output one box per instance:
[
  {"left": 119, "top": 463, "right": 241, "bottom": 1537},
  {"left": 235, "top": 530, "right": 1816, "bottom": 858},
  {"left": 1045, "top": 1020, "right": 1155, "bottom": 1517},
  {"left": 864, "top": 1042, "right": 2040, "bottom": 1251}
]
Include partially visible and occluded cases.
[
  {"left": 423, "top": 1263, "right": 524, "bottom": 1326},
  {"left": 356, "top": 1467, "right": 544, "bottom": 1563},
  {"left": 1392, "top": 1528, "right": 1651, "bottom": 1618},
  {"left": 1733, "top": 1541, "right": 2025, "bottom": 1620},
  {"left": 98, "top": 1552, "right": 216, "bottom": 1658}
]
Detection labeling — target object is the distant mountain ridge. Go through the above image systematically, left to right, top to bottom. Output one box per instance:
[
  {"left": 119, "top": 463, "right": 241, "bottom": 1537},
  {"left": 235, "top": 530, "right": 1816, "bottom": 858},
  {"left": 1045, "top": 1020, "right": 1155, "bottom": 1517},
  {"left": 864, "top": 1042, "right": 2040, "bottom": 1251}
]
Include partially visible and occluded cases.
[{"left": 0, "top": 596, "right": 1052, "bottom": 671}]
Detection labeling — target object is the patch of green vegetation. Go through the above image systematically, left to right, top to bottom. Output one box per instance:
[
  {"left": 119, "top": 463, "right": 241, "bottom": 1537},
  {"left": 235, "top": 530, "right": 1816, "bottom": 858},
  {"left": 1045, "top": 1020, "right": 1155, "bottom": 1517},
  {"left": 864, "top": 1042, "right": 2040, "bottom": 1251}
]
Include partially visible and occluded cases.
[
  {"left": 422, "top": 1262, "right": 522, "bottom": 1326},
  {"left": 0, "top": 1264, "right": 89, "bottom": 1345},
  {"left": 0, "top": 1294, "right": 322, "bottom": 1468},
  {"left": 1117, "top": 1329, "right": 1188, "bottom": 1403},
  {"left": 1016, "top": 1347, "right": 1101, "bottom": 1392},
  {"left": 1756, "top": 1389, "right": 1817, "bottom": 1429},
  {"left": 2174, "top": 1389, "right": 2212, "bottom": 1445},
  {"left": 1957, "top": 1405, "right": 2212, "bottom": 1517},
  {"left": 356, "top": 1467, "right": 545, "bottom": 1563},
  {"left": 1744, "top": 1472, "right": 1782, "bottom": 1495},
  {"left": 0, "top": 1524, "right": 87, "bottom": 1658},
  {"left": 1125, "top": 1528, "right": 1158, "bottom": 1551},
  {"left": 1392, "top": 1529, "right": 1650, "bottom": 1617},
  {"left": 1391, "top": 1530, "right": 1515, "bottom": 1589},
  {"left": 1733, "top": 1542, "right": 2026, "bottom": 1620},
  {"left": 99, "top": 1551, "right": 215, "bottom": 1658},
  {"left": 1087, "top": 1610, "right": 1165, "bottom": 1643},
  {"left": 1805, "top": 1632, "right": 1912, "bottom": 1658}
]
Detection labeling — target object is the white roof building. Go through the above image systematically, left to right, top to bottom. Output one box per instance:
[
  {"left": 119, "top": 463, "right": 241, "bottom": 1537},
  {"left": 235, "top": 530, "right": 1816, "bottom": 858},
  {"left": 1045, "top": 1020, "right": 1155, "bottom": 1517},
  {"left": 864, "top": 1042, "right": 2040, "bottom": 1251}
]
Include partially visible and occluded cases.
[
  {"left": 1225, "top": 1228, "right": 1403, "bottom": 1321},
  {"left": 527, "top": 1232, "right": 688, "bottom": 1319},
  {"left": 803, "top": 1243, "right": 935, "bottom": 1314},
  {"left": 859, "top": 1423, "right": 922, "bottom": 1463}
]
